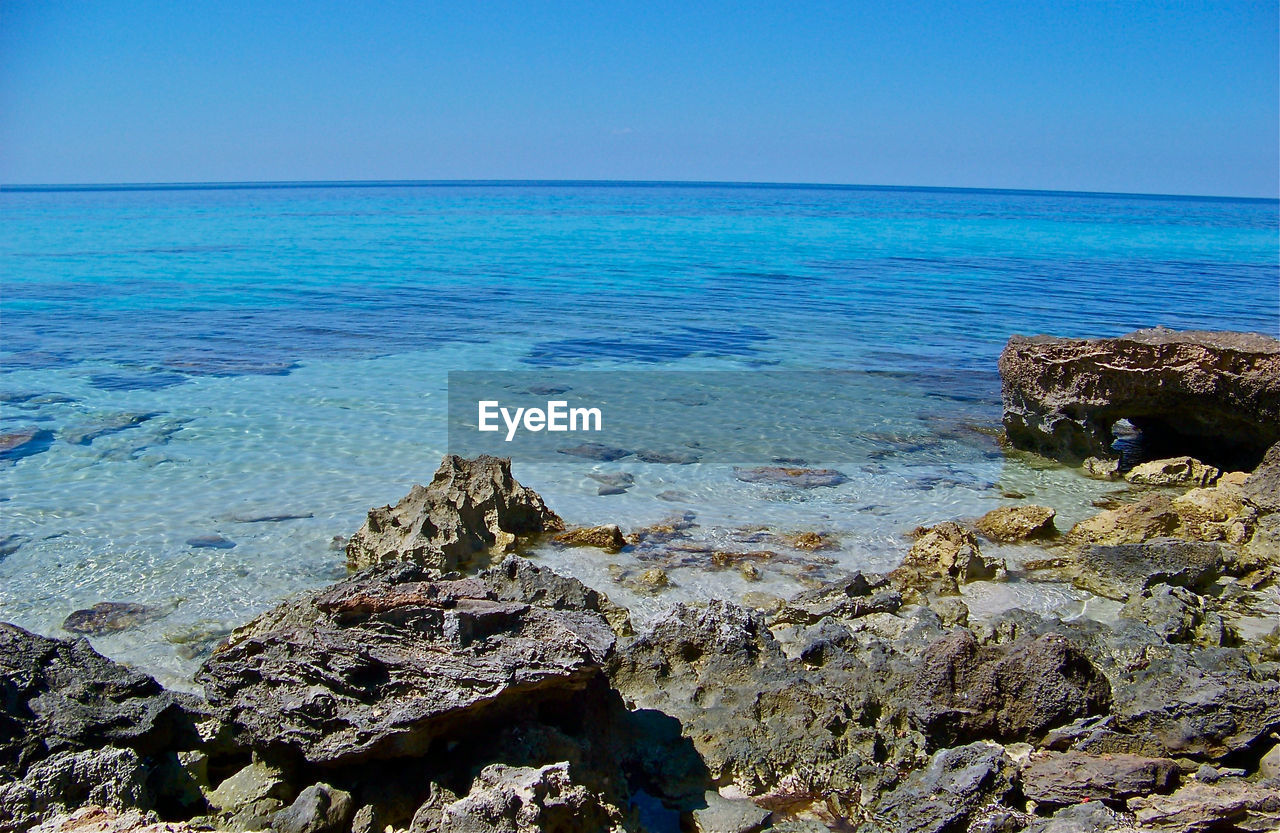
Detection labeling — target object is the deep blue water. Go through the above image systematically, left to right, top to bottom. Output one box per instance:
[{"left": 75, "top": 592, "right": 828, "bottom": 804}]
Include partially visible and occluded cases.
[{"left": 1, "top": 182, "right": 1277, "bottom": 684}]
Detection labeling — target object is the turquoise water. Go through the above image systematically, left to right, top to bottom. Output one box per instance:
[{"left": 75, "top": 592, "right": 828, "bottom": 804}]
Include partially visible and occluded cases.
[{"left": 2, "top": 182, "right": 1277, "bottom": 686}]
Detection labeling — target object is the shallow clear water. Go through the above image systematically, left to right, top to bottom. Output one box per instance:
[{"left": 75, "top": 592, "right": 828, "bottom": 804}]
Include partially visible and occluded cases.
[{"left": 2, "top": 182, "right": 1277, "bottom": 687}]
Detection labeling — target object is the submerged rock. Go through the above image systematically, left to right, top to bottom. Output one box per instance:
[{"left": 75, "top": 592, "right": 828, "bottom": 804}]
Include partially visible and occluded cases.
[
  {"left": 999, "top": 328, "right": 1280, "bottom": 468},
  {"left": 61, "top": 413, "right": 160, "bottom": 447},
  {"left": 0, "top": 427, "right": 54, "bottom": 463},
  {"left": 346, "top": 455, "right": 564, "bottom": 571},
  {"left": 733, "top": 466, "right": 848, "bottom": 488},
  {"left": 975, "top": 504, "right": 1057, "bottom": 542},
  {"left": 553, "top": 524, "right": 627, "bottom": 551},
  {"left": 184, "top": 534, "right": 235, "bottom": 550},
  {"left": 62, "top": 602, "right": 170, "bottom": 636}
]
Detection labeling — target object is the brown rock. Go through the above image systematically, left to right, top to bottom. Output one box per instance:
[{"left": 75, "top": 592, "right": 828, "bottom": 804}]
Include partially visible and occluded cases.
[
  {"left": 999, "top": 329, "right": 1280, "bottom": 469},
  {"left": 1243, "top": 441, "right": 1280, "bottom": 513},
  {"left": 346, "top": 455, "right": 563, "bottom": 572},
  {"left": 1126, "top": 456, "right": 1221, "bottom": 487},
  {"left": 1066, "top": 493, "right": 1181, "bottom": 547},
  {"left": 975, "top": 505, "right": 1057, "bottom": 542},
  {"left": 892, "top": 522, "right": 1006, "bottom": 593},
  {"left": 554, "top": 525, "right": 626, "bottom": 551},
  {"left": 1021, "top": 751, "right": 1178, "bottom": 806},
  {"left": 1128, "top": 778, "right": 1280, "bottom": 832}
]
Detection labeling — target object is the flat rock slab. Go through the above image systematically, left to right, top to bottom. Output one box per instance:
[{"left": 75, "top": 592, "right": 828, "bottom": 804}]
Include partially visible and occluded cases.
[
  {"left": 1073, "top": 538, "right": 1225, "bottom": 600},
  {"left": 1022, "top": 751, "right": 1178, "bottom": 806}
]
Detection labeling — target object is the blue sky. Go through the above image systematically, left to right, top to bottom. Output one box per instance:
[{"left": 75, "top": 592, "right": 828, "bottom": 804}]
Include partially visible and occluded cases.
[{"left": 2, "top": 1, "right": 1276, "bottom": 196}]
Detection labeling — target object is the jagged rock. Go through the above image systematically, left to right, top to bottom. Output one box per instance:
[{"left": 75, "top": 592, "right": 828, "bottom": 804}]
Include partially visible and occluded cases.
[
  {"left": 999, "top": 329, "right": 1280, "bottom": 468},
  {"left": 1242, "top": 441, "right": 1280, "bottom": 513},
  {"left": 346, "top": 455, "right": 564, "bottom": 571},
  {"left": 1081, "top": 456, "right": 1121, "bottom": 481},
  {"left": 1125, "top": 456, "right": 1220, "bottom": 487},
  {"left": 1172, "top": 485, "right": 1257, "bottom": 544},
  {"left": 1066, "top": 494, "right": 1182, "bottom": 547},
  {"left": 975, "top": 505, "right": 1057, "bottom": 542},
  {"left": 1244, "top": 513, "right": 1280, "bottom": 566},
  {"left": 891, "top": 522, "right": 1005, "bottom": 596},
  {"left": 553, "top": 525, "right": 626, "bottom": 551},
  {"left": 782, "top": 532, "right": 838, "bottom": 551},
  {"left": 1072, "top": 539, "right": 1225, "bottom": 600},
  {"left": 481, "top": 555, "right": 632, "bottom": 635},
  {"left": 197, "top": 561, "right": 615, "bottom": 766},
  {"left": 769, "top": 573, "right": 900, "bottom": 627},
  {"left": 1119, "top": 584, "right": 1228, "bottom": 646},
  {"left": 607, "top": 600, "right": 885, "bottom": 801},
  {"left": 1040, "top": 619, "right": 1280, "bottom": 762},
  {"left": 0, "top": 623, "right": 198, "bottom": 780},
  {"left": 906, "top": 630, "right": 1111, "bottom": 747},
  {"left": 870, "top": 742, "right": 1016, "bottom": 833},
  {"left": 0, "top": 748, "right": 152, "bottom": 833},
  {"left": 1020, "top": 750, "right": 1178, "bottom": 806},
  {"left": 205, "top": 760, "right": 291, "bottom": 816},
  {"left": 437, "top": 762, "right": 627, "bottom": 833},
  {"left": 1128, "top": 778, "right": 1280, "bottom": 832},
  {"left": 271, "top": 783, "right": 354, "bottom": 833},
  {"left": 689, "top": 790, "right": 770, "bottom": 833},
  {"left": 1023, "top": 801, "right": 1128, "bottom": 833},
  {"left": 29, "top": 806, "right": 199, "bottom": 833}
]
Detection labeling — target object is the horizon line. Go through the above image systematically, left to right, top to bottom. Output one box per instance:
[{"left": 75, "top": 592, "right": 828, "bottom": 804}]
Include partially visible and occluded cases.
[{"left": 1, "top": 178, "right": 1276, "bottom": 203}]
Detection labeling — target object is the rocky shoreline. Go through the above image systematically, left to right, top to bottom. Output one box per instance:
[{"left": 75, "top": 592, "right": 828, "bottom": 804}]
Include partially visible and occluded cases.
[{"left": 4, "top": 329, "right": 1279, "bottom": 833}]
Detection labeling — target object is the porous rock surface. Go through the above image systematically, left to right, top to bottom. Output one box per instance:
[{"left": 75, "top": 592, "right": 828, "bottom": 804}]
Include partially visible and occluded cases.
[
  {"left": 999, "top": 328, "right": 1280, "bottom": 467},
  {"left": 345, "top": 455, "right": 563, "bottom": 571}
]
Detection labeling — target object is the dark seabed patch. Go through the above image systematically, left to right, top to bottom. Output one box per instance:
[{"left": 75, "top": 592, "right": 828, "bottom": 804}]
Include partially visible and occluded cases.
[
  {"left": 522, "top": 325, "right": 771, "bottom": 367},
  {"left": 89, "top": 372, "right": 189, "bottom": 391},
  {"left": 61, "top": 412, "right": 162, "bottom": 446},
  {"left": 186, "top": 534, "right": 236, "bottom": 549}
]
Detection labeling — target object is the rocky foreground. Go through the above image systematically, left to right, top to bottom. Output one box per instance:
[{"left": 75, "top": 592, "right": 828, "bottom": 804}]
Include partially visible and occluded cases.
[{"left": 4, "top": 330, "right": 1280, "bottom": 833}]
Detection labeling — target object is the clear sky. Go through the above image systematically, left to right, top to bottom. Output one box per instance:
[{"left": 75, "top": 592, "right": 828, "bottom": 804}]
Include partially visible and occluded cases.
[{"left": 1, "top": 1, "right": 1277, "bottom": 197}]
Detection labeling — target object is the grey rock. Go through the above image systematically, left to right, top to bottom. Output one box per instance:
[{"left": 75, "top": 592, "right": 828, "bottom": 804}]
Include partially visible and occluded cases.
[
  {"left": 999, "top": 329, "right": 1280, "bottom": 468},
  {"left": 62, "top": 412, "right": 160, "bottom": 446},
  {"left": 1243, "top": 441, "right": 1280, "bottom": 513},
  {"left": 558, "top": 443, "right": 632, "bottom": 461},
  {"left": 346, "top": 455, "right": 563, "bottom": 571},
  {"left": 732, "top": 466, "right": 848, "bottom": 488},
  {"left": 186, "top": 534, "right": 235, "bottom": 549},
  {"left": 1073, "top": 538, "right": 1226, "bottom": 600},
  {"left": 197, "top": 563, "right": 615, "bottom": 766},
  {"left": 1120, "top": 584, "right": 1228, "bottom": 646},
  {"left": 0, "top": 623, "right": 198, "bottom": 779},
  {"left": 907, "top": 630, "right": 1111, "bottom": 747},
  {"left": 871, "top": 742, "right": 1016, "bottom": 833},
  {"left": 0, "top": 747, "right": 152, "bottom": 833},
  {"left": 437, "top": 762, "right": 625, "bottom": 833},
  {"left": 271, "top": 783, "right": 354, "bottom": 833},
  {"left": 690, "top": 790, "right": 770, "bottom": 833},
  {"left": 1024, "top": 802, "right": 1128, "bottom": 833}
]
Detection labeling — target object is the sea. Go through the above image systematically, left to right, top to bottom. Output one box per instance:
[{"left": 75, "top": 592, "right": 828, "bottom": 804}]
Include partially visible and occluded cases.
[{"left": 2, "top": 181, "right": 1277, "bottom": 688}]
